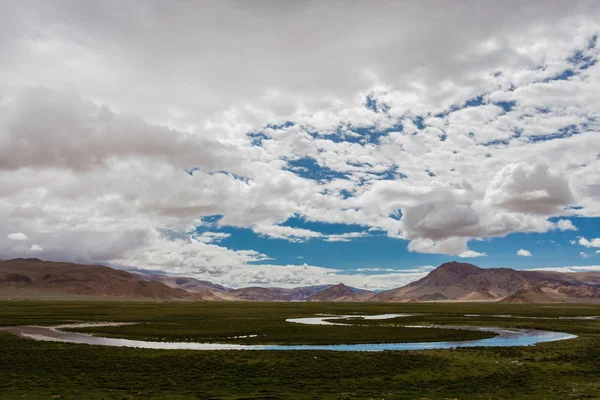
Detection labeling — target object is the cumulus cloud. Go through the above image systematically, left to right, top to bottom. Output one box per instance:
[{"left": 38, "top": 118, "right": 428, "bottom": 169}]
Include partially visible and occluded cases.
[
  {"left": 0, "top": 89, "right": 246, "bottom": 172},
  {"left": 484, "top": 163, "right": 574, "bottom": 215},
  {"left": 553, "top": 219, "right": 577, "bottom": 231},
  {"left": 110, "top": 231, "right": 430, "bottom": 289},
  {"left": 7, "top": 233, "right": 28, "bottom": 241},
  {"left": 407, "top": 237, "right": 487, "bottom": 258},
  {"left": 579, "top": 237, "right": 600, "bottom": 248},
  {"left": 29, "top": 244, "right": 43, "bottom": 252},
  {"left": 517, "top": 249, "right": 532, "bottom": 257}
]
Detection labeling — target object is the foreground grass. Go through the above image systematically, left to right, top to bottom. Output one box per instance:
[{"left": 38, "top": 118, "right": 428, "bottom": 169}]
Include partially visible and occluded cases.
[{"left": 1, "top": 301, "right": 600, "bottom": 399}]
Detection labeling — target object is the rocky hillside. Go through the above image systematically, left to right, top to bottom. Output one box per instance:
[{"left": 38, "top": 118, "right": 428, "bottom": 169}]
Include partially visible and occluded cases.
[
  {"left": 0, "top": 258, "right": 198, "bottom": 300},
  {"left": 3, "top": 258, "right": 600, "bottom": 303},
  {"left": 0, "top": 259, "right": 364, "bottom": 302},
  {"left": 369, "top": 261, "right": 600, "bottom": 303},
  {"left": 131, "top": 272, "right": 232, "bottom": 300},
  {"left": 307, "top": 283, "right": 374, "bottom": 302},
  {"left": 224, "top": 285, "right": 332, "bottom": 301},
  {"left": 498, "top": 288, "right": 558, "bottom": 304}
]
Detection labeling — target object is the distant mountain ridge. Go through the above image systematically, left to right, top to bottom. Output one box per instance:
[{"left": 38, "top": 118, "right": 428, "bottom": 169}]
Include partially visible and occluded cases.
[
  {"left": 0, "top": 258, "right": 197, "bottom": 300},
  {"left": 2, "top": 258, "right": 600, "bottom": 303},
  {"left": 368, "top": 261, "right": 600, "bottom": 303},
  {"left": 130, "top": 271, "right": 232, "bottom": 300},
  {"left": 307, "top": 283, "right": 374, "bottom": 302},
  {"left": 224, "top": 285, "right": 330, "bottom": 301}
]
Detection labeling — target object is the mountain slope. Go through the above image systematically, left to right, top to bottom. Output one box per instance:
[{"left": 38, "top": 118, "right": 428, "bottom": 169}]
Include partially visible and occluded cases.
[
  {"left": 0, "top": 258, "right": 197, "bottom": 300},
  {"left": 3, "top": 258, "right": 600, "bottom": 303},
  {"left": 369, "top": 261, "right": 600, "bottom": 303},
  {"left": 369, "top": 262, "right": 519, "bottom": 302},
  {"left": 131, "top": 272, "right": 231, "bottom": 300},
  {"left": 566, "top": 272, "right": 600, "bottom": 286},
  {"left": 307, "top": 283, "right": 374, "bottom": 302},
  {"left": 225, "top": 285, "right": 331, "bottom": 301},
  {"left": 498, "top": 288, "right": 558, "bottom": 304}
]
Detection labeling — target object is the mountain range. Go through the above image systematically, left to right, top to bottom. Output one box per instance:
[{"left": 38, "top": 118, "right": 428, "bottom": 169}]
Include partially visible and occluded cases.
[{"left": 2, "top": 258, "right": 600, "bottom": 303}]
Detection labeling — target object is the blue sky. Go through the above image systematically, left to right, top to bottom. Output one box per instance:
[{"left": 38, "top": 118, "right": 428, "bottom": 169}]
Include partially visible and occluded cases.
[
  {"left": 1, "top": 2, "right": 600, "bottom": 289},
  {"left": 193, "top": 214, "right": 600, "bottom": 276}
]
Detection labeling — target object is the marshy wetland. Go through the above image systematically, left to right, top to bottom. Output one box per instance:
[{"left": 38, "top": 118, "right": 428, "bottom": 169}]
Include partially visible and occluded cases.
[
  {"left": 1, "top": 301, "right": 600, "bottom": 399},
  {"left": 0, "top": 313, "right": 578, "bottom": 351}
]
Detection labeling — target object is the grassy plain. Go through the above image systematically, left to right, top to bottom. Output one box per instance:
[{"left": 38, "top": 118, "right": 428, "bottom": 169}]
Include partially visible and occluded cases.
[{"left": 1, "top": 301, "right": 600, "bottom": 399}]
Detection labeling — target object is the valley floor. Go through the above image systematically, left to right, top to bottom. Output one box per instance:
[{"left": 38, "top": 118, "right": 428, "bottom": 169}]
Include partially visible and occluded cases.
[{"left": 1, "top": 301, "right": 600, "bottom": 399}]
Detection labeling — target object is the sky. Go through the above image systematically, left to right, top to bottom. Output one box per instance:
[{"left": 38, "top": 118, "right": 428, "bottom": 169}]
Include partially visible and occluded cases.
[{"left": 1, "top": 1, "right": 600, "bottom": 290}]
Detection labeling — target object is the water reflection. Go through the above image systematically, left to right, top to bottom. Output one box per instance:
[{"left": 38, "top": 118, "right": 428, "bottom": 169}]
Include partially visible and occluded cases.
[{"left": 0, "top": 314, "right": 578, "bottom": 352}]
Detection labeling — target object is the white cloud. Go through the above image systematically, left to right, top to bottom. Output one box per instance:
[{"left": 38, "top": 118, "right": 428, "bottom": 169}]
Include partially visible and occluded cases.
[
  {"left": 0, "top": 89, "right": 246, "bottom": 172},
  {"left": 484, "top": 163, "right": 574, "bottom": 215},
  {"left": 553, "top": 219, "right": 577, "bottom": 231},
  {"left": 252, "top": 224, "right": 369, "bottom": 243},
  {"left": 253, "top": 225, "right": 325, "bottom": 242},
  {"left": 107, "top": 231, "right": 431, "bottom": 289},
  {"left": 193, "top": 232, "right": 231, "bottom": 244},
  {"left": 324, "top": 232, "right": 370, "bottom": 242},
  {"left": 7, "top": 233, "right": 28, "bottom": 241},
  {"left": 407, "top": 237, "right": 487, "bottom": 258},
  {"left": 579, "top": 237, "right": 600, "bottom": 248},
  {"left": 29, "top": 244, "right": 43, "bottom": 252},
  {"left": 517, "top": 249, "right": 532, "bottom": 257},
  {"left": 460, "top": 250, "right": 489, "bottom": 258},
  {"left": 532, "top": 265, "right": 600, "bottom": 273},
  {"left": 356, "top": 266, "right": 435, "bottom": 273},
  {"left": 356, "top": 268, "right": 398, "bottom": 272}
]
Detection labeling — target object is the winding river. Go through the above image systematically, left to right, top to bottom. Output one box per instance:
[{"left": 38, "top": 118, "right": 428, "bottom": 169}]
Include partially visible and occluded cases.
[{"left": 0, "top": 314, "right": 580, "bottom": 352}]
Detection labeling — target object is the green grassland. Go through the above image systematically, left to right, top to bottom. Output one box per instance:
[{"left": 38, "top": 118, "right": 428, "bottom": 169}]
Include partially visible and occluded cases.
[{"left": 1, "top": 301, "right": 600, "bottom": 399}]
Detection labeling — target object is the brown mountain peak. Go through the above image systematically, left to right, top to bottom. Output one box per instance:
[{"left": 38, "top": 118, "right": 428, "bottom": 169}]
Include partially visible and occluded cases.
[
  {"left": 432, "top": 261, "right": 481, "bottom": 277},
  {"left": 331, "top": 282, "right": 350, "bottom": 289},
  {"left": 307, "top": 283, "right": 373, "bottom": 302},
  {"left": 320, "top": 283, "right": 353, "bottom": 296}
]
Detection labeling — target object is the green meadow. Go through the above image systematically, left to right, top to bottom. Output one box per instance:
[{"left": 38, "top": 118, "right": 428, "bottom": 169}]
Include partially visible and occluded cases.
[{"left": 1, "top": 301, "right": 600, "bottom": 399}]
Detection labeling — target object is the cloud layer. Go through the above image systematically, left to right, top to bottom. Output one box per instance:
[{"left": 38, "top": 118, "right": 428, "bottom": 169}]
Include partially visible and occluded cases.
[{"left": 1, "top": 1, "right": 599, "bottom": 288}]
